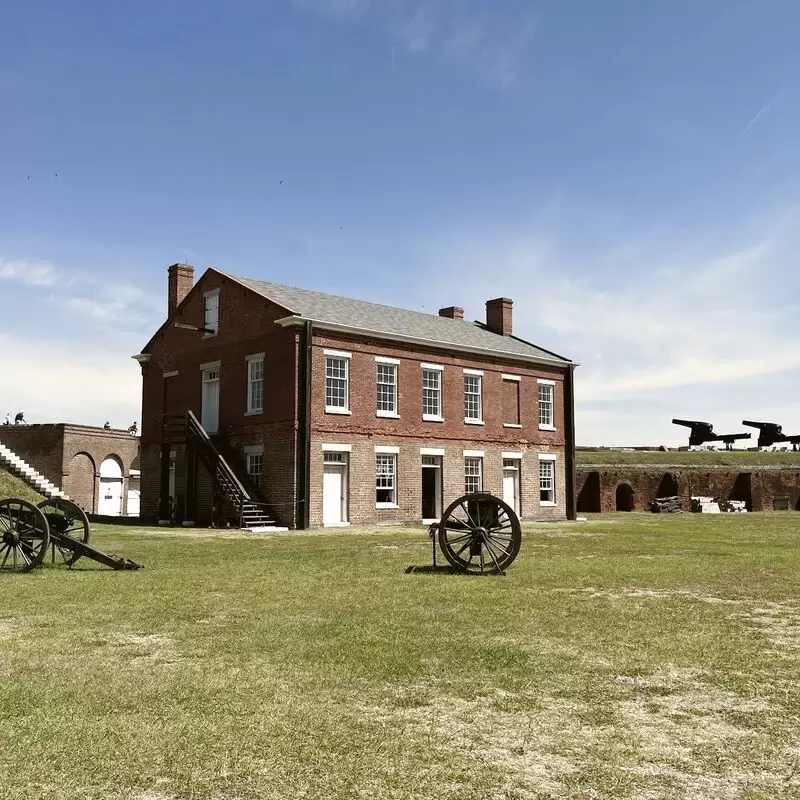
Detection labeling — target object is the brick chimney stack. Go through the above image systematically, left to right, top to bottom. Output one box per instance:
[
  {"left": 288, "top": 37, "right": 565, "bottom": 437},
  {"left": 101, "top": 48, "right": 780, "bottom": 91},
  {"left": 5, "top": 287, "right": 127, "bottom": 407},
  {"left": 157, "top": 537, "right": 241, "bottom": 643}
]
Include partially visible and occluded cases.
[
  {"left": 168, "top": 263, "right": 194, "bottom": 317},
  {"left": 486, "top": 297, "right": 513, "bottom": 336},
  {"left": 438, "top": 306, "right": 464, "bottom": 320}
]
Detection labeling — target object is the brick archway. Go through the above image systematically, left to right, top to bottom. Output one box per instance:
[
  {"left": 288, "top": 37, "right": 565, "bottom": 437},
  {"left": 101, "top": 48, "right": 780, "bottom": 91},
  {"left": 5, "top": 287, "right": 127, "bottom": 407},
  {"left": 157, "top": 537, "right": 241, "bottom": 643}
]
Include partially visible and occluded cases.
[
  {"left": 66, "top": 452, "right": 96, "bottom": 513},
  {"left": 577, "top": 471, "right": 601, "bottom": 513},
  {"left": 656, "top": 472, "right": 679, "bottom": 498},
  {"left": 616, "top": 483, "right": 635, "bottom": 512}
]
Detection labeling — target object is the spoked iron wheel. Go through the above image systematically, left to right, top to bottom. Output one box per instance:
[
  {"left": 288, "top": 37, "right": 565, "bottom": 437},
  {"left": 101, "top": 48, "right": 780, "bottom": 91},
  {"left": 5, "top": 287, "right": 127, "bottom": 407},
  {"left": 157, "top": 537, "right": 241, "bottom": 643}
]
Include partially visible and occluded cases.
[
  {"left": 437, "top": 492, "right": 522, "bottom": 575},
  {"left": 37, "top": 497, "right": 90, "bottom": 566},
  {"left": 0, "top": 498, "right": 50, "bottom": 573}
]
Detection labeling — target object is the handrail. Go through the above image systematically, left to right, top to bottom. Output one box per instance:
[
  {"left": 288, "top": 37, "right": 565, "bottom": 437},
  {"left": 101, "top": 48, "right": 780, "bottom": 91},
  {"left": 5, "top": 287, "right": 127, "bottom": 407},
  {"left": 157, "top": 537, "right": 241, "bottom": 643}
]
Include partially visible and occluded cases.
[{"left": 185, "top": 410, "right": 251, "bottom": 501}]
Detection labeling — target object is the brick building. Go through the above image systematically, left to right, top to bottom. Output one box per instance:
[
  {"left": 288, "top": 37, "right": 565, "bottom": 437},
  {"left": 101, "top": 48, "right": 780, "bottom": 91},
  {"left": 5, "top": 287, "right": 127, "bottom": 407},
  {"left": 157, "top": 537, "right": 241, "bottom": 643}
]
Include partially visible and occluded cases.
[
  {"left": 134, "top": 264, "right": 577, "bottom": 528},
  {"left": 0, "top": 424, "right": 140, "bottom": 515}
]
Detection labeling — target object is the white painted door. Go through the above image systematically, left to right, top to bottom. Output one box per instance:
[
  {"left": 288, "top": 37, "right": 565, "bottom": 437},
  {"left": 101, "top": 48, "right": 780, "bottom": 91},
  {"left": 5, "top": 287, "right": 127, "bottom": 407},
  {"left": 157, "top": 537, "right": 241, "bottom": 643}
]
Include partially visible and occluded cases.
[
  {"left": 202, "top": 368, "right": 220, "bottom": 433},
  {"left": 99, "top": 457, "right": 124, "bottom": 516},
  {"left": 323, "top": 465, "right": 345, "bottom": 525},
  {"left": 503, "top": 466, "right": 520, "bottom": 516},
  {"left": 99, "top": 479, "right": 123, "bottom": 516}
]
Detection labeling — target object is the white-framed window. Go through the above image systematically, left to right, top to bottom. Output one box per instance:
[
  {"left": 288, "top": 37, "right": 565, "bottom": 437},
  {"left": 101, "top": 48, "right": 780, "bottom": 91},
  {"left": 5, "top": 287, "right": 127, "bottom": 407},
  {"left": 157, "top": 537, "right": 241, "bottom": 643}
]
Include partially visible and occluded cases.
[
  {"left": 203, "top": 290, "right": 219, "bottom": 336},
  {"left": 325, "top": 353, "right": 350, "bottom": 412},
  {"left": 247, "top": 354, "right": 264, "bottom": 414},
  {"left": 376, "top": 360, "right": 398, "bottom": 416},
  {"left": 422, "top": 365, "right": 443, "bottom": 420},
  {"left": 464, "top": 372, "right": 483, "bottom": 423},
  {"left": 538, "top": 380, "right": 555, "bottom": 429},
  {"left": 324, "top": 451, "right": 346, "bottom": 463},
  {"left": 247, "top": 452, "right": 263, "bottom": 486},
  {"left": 376, "top": 453, "right": 397, "bottom": 506},
  {"left": 464, "top": 456, "right": 483, "bottom": 494},
  {"left": 539, "top": 456, "right": 556, "bottom": 505}
]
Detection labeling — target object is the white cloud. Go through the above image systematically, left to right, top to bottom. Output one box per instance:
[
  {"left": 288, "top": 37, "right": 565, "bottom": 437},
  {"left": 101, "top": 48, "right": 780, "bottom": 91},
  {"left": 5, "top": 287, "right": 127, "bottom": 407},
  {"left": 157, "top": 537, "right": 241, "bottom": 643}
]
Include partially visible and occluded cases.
[
  {"left": 399, "top": 212, "right": 800, "bottom": 446},
  {"left": 0, "top": 258, "right": 57, "bottom": 287},
  {"left": 0, "top": 330, "right": 142, "bottom": 427}
]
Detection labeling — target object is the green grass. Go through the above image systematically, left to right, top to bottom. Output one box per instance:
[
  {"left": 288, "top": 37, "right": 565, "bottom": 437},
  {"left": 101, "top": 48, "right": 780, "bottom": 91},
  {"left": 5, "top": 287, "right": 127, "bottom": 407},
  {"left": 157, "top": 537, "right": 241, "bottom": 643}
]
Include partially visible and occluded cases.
[
  {"left": 577, "top": 448, "right": 800, "bottom": 467},
  {"left": 0, "top": 466, "right": 44, "bottom": 503},
  {"left": 3, "top": 514, "right": 800, "bottom": 799}
]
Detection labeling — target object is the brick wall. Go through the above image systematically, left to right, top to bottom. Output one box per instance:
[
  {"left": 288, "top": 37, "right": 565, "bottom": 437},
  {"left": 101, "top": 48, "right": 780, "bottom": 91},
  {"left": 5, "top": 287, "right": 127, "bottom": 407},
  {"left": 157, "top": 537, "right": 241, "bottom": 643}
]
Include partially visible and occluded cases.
[
  {"left": 139, "top": 269, "right": 300, "bottom": 524},
  {"left": 307, "top": 330, "right": 569, "bottom": 526},
  {"left": 0, "top": 424, "right": 139, "bottom": 513},
  {"left": 309, "top": 437, "right": 566, "bottom": 526},
  {"left": 576, "top": 465, "right": 800, "bottom": 513}
]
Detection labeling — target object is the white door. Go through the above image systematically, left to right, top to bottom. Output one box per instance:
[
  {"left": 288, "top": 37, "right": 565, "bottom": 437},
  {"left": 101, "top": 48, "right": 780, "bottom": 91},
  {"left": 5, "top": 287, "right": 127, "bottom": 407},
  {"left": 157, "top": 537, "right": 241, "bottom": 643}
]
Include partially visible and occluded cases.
[
  {"left": 202, "top": 368, "right": 220, "bottom": 433},
  {"left": 99, "top": 457, "right": 124, "bottom": 516},
  {"left": 503, "top": 461, "right": 520, "bottom": 516},
  {"left": 323, "top": 465, "right": 346, "bottom": 525}
]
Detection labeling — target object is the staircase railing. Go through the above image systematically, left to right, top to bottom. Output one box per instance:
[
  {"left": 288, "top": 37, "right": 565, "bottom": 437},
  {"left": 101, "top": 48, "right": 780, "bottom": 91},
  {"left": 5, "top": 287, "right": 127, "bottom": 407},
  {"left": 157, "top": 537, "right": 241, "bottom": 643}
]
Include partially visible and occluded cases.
[{"left": 162, "top": 411, "right": 271, "bottom": 527}]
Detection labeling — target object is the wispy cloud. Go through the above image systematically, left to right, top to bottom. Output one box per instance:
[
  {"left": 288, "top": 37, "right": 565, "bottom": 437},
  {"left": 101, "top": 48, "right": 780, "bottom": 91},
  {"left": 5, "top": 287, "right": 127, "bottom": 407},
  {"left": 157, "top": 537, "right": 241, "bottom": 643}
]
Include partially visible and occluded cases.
[
  {"left": 292, "top": 0, "right": 538, "bottom": 86},
  {"left": 734, "top": 102, "right": 771, "bottom": 143},
  {"left": 0, "top": 256, "right": 162, "bottom": 425},
  {"left": 0, "top": 258, "right": 57, "bottom": 287}
]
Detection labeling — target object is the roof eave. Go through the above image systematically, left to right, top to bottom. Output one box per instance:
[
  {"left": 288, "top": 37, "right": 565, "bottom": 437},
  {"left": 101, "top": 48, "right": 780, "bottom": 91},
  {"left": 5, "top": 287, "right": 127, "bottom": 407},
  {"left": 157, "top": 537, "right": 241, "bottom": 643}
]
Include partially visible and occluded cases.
[{"left": 274, "top": 315, "right": 575, "bottom": 368}]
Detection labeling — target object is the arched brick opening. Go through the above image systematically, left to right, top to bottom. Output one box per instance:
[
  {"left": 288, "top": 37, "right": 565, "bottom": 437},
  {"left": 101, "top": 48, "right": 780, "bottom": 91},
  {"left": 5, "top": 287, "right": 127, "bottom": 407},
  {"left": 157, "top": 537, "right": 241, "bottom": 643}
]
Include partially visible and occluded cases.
[
  {"left": 66, "top": 452, "right": 96, "bottom": 513},
  {"left": 577, "top": 472, "right": 601, "bottom": 513},
  {"left": 656, "top": 472, "right": 679, "bottom": 498},
  {"left": 730, "top": 473, "right": 753, "bottom": 511},
  {"left": 616, "top": 483, "right": 635, "bottom": 512},
  {"left": 795, "top": 494, "right": 800, "bottom": 512}
]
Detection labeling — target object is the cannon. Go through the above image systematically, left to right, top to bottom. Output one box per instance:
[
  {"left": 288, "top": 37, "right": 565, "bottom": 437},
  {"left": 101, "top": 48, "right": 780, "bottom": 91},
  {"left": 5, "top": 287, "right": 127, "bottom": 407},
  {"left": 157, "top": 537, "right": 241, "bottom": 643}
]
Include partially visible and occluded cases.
[
  {"left": 672, "top": 419, "right": 751, "bottom": 450},
  {"left": 742, "top": 420, "right": 800, "bottom": 451},
  {"left": 427, "top": 492, "right": 522, "bottom": 575},
  {"left": 0, "top": 496, "right": 143, "bottom": 573}
]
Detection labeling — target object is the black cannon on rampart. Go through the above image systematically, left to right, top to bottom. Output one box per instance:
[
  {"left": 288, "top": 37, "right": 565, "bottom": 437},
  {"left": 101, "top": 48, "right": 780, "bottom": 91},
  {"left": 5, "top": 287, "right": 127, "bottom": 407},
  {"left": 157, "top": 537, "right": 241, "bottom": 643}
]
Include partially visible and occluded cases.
[
  {"left": 672, "top": 419, "right": 751, "bottom": 450},
  {"left": 742, "top": 421, "right": 800, "bottom": 451},
  {"left": 0, "top": 496, "right": 143, "bottom": 573}
]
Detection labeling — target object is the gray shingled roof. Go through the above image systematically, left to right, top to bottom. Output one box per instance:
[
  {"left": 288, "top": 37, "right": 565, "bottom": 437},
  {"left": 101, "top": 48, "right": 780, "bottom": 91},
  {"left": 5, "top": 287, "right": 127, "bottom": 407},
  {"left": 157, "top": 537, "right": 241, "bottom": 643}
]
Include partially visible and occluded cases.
[{"left": 225, "top": 272, "right": 572, "bottom": 365}]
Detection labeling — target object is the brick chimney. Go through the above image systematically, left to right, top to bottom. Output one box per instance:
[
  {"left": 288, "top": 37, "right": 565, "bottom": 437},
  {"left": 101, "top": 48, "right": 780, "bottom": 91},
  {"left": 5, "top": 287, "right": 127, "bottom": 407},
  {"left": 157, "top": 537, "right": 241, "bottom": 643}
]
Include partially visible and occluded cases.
[
  {"left": 168, "top": 263, "right": 194, "bottom": 317},
  {"left": 486, "top": 297, "right": 513, "bottom": 336},
  {"left": 438, "top": 306, "right": 464, "bottom": 320}
]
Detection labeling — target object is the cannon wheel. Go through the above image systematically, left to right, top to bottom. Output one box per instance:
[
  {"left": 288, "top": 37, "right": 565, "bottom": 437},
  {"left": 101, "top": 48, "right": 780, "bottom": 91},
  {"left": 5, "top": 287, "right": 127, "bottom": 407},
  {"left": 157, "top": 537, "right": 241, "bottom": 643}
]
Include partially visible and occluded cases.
[
  {"left": 437, "top": 492, "right": 522, "bottom": 575},
  {"left": 37, "top": 497, "right": 91, "bottom": 566},
  {"left": 0, "top": 498, "right": 50, "bottom": 573}
]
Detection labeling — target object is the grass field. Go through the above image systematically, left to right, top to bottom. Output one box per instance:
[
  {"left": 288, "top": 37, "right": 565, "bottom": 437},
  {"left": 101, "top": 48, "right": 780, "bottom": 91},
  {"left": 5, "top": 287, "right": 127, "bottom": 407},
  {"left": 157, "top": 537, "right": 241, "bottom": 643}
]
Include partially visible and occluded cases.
[{"left": 2, "top": 514, "right": 800, "bottom": 800}]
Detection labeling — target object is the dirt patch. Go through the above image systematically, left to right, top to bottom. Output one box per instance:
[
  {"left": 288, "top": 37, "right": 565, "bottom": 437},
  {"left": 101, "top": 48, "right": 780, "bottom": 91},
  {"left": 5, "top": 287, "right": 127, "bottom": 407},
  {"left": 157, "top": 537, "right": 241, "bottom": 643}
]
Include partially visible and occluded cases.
[
  {"left": 737, "top": 601, "right": 800, "bottom": 650},
  {"left": 94, "top": 632, "right": 179, "bottom": 664},
  {"left": 362, "top": 667, "right": 794, "bottom": 799}
]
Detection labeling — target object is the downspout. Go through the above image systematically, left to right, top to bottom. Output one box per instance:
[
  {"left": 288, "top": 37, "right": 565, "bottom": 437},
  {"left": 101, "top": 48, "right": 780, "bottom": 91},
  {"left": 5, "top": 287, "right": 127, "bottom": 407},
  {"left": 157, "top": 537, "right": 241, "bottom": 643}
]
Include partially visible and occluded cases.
[
  {"left": 297, "top": 321, "right": 313, "bottom": 529},
  {"left": 564, "top": 363, "right": 577, "bottom": 520}
]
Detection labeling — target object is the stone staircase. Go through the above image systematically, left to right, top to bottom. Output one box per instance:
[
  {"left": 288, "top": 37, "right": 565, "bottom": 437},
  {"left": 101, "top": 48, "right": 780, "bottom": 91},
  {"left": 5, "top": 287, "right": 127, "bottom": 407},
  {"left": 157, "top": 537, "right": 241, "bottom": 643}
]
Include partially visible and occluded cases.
[{"left": 0, "top": 442, "right": 69, "bottom": 499}]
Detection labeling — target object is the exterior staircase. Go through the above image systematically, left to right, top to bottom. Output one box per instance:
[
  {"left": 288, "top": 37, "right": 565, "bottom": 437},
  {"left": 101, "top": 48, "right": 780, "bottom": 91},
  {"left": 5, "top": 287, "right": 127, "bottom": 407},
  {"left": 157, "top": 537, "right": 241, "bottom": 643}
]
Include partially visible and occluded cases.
[
  {"left": 163, "top": 411, "right": 285, "bottom": 531},
  {"left": 0, "top": 442, "right": 69, "bottom": 500}
]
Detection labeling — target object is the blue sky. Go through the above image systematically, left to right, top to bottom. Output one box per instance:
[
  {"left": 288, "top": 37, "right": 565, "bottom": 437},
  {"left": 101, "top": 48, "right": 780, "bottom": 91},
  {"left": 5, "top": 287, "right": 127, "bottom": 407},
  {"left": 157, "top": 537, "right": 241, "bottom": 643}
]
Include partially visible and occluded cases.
[{"left": 1, "top": 0, "right": 799, "bottom": 445}]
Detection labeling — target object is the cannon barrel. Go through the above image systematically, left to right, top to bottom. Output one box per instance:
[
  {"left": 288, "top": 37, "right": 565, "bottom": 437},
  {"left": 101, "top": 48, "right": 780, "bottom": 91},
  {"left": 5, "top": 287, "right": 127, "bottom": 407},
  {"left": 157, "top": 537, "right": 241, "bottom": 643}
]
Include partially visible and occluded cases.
[
  {"left": 672, "top": 419, "right": 712, "bottom": 429},
  {"left": 742, "top": 420, "right": 782, "bottom": 433}
]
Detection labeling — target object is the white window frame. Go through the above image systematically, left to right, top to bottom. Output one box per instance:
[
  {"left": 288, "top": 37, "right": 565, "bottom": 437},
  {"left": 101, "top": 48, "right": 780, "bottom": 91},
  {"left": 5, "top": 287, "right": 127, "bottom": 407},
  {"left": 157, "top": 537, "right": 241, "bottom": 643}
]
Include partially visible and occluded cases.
[
  {"left": 203, "top": 289, "right": 219, "bottom": 337},
  {"left": 325, "top": 350, "right": 352, "bottom": 415},
  {"left": 246, "top": 353, "right": 264, "bottom": 415},
  {"left": 376, "top": 357, "right": 400, "bottom": 418},
  {"left": 422, "top": 363, "right": 444, "bottom": 422},
  {"left": 463, "top": 369, "right": 483, "bottom": 424},
  {"left": 538, "top": 379, "right": 556, "bottom": 430},
  {"left": 321, "top": 443, "right": 352, "bottom": 453},
  {"left": 243, "top": 444, "right": 264, "bottom": 487},
  {"left": 375, "top": 450, "right": 398, "bottom": 508},
  {"left": 538, "top": 453, "right": 556, "bottom": 506},
  {"left": 464, "top": 456, "right": 483, "bottom": 494}
]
